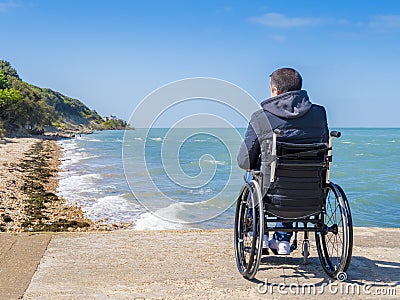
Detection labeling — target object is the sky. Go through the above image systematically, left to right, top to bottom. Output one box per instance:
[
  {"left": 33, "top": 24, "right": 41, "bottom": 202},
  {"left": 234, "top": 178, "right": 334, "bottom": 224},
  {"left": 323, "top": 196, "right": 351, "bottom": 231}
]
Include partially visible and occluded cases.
[{"left": 1, "top": 0, "right": 400, "bottom": 127}]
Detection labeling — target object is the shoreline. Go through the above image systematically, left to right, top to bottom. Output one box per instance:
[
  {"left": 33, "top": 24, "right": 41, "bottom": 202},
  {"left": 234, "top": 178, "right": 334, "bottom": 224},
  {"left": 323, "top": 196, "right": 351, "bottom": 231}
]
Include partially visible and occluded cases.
[
  {"left": 1, "top": 135, "right": 398, "bottom": 232},
  {"left": 0, "top": 136, "right": 119, "bottom": 232}
]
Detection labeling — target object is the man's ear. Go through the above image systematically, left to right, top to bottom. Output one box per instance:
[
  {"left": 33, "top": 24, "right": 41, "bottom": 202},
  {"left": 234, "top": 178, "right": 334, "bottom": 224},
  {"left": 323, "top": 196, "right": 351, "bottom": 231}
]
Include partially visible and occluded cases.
[{"left": 271, "top": 86, "right": 280, "bottom": 96}]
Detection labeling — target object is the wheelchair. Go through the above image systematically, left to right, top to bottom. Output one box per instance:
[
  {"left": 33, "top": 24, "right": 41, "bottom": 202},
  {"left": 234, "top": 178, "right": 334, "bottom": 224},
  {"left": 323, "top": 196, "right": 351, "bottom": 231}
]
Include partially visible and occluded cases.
[{"left": 234, "top": 130, "right": 353, "bottom": 280}]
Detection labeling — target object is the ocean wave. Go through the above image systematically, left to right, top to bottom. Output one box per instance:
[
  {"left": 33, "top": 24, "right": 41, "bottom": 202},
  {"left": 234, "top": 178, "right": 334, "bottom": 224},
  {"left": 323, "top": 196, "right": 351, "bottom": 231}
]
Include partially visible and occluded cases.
[
  {"left": 149, "top": 137, "right": 163, "bottom": 142},
  {"left": 58, "top": 140, "right": 79, "bottom": 151},
  {"left": 60, "top": 152, "right": 99, "bottom": 167},
  {"left": 203, "top": 159, "right": 225, "bottom": 165},
  {"left": 58, "top": 173, "right": 102, "bottom": 194},
  {"left": 188, "top": 188, "right": 213, "bottom": 195},
  {"left": 86, "top": 195, "right": 141, "bottom": 223},
  {"left": 133, "top": 200, "right": 208, "bottom": 230},
  {"left": 134, "top": 211, "right": 188, "bottom": 230}
]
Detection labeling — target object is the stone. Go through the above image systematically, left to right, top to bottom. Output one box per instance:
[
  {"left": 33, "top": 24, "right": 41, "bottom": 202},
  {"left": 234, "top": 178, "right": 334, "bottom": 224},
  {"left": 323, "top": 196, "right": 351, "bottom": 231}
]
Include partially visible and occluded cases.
[{"left": 2, "top": 214, "right": 13, "bottom": 223}]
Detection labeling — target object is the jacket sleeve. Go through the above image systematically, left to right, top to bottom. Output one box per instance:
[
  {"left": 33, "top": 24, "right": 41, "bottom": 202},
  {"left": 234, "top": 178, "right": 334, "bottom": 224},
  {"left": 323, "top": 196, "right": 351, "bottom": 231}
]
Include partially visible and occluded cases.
[{"left": 237, "top": 114, "right": 261, "bottom": 170}]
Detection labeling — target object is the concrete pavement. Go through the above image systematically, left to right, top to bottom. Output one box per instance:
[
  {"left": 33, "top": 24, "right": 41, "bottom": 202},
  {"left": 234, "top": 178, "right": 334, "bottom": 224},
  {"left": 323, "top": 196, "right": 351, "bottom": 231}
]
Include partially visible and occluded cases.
[{"left": 0, "top": 228, "right": 399, "bottom": 299}]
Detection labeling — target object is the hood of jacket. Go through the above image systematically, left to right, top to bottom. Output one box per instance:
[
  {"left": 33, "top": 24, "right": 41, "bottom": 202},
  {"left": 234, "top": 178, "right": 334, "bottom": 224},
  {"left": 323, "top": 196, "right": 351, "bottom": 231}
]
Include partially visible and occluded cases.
[{"left": 260, "top": 90, "right": 312, "bottom": 119}]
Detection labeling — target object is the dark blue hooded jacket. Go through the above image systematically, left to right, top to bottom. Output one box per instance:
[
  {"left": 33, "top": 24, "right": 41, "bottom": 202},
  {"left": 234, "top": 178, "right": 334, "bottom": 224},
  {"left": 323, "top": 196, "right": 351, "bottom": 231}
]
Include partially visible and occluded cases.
[{"left": 237, "top": 90, "right": 329, "bottom": 170}]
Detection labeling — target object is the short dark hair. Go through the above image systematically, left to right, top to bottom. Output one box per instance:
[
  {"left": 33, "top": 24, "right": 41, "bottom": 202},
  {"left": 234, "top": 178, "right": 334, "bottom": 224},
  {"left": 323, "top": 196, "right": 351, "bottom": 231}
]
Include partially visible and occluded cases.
[{"left": 270, "top": 67, "right": 302, "bottom": 93}]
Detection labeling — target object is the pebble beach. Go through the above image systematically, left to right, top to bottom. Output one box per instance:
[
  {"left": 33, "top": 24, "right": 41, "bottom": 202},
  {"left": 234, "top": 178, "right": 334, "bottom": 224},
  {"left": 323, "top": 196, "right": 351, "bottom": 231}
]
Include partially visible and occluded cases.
[{"left": 0, "top": 137, "right": 103, "bottom": 232}]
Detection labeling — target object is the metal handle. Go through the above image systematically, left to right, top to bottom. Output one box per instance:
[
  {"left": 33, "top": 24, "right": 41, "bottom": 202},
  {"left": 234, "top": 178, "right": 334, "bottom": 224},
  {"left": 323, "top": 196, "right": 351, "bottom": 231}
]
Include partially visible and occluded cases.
[
  {"left": 270, "top": 130, "right": 282, "bottom": 183},
  {"left": 326, "top": 131, "right": 341, "bottom": 183}
]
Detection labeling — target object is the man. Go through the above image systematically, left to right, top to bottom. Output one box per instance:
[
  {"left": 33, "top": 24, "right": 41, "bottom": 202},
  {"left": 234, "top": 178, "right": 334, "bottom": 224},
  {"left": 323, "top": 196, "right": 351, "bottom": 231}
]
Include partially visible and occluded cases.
[{"left": 237, "top": 67, "right": 329, "bottom": 254}]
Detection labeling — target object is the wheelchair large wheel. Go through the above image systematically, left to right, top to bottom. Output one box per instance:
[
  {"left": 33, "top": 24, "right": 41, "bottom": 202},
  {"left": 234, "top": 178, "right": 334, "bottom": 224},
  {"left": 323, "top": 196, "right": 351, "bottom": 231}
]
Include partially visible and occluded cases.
[
  {"left": 234, "top": 180, "right": 264, "bottom": 279},
  {"left": 316, "top": 182, "right": 353, "bottom": 279}
]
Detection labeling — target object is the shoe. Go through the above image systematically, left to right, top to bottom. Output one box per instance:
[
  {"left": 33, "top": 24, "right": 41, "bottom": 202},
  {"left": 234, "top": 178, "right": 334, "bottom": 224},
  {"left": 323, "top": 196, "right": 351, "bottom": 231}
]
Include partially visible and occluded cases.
[{"left": 268, "top": 238, "right": 291, "bottom": 255}]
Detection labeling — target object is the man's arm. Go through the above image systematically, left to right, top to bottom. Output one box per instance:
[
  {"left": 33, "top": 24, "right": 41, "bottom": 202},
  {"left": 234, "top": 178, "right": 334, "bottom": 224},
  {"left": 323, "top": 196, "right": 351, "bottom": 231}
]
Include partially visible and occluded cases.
[{"left": 237, "top": 117, "right": 261, "bottom": 170}]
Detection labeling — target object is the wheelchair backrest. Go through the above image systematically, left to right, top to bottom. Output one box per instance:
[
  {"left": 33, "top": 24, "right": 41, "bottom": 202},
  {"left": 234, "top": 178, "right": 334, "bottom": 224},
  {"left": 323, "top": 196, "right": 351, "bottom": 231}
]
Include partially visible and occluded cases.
[{"left": 261, "top": 140, "right": 329, "bottom": 218}]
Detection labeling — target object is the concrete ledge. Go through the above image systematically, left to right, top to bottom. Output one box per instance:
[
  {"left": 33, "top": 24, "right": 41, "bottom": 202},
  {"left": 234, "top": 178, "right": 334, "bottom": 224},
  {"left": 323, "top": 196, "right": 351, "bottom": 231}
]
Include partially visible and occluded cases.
[
  {"left": 1, "top": 227, "right": 398, "bottom": 299},
  {"left": 0, "top": 233, "right": 51, "bottom": 300}
]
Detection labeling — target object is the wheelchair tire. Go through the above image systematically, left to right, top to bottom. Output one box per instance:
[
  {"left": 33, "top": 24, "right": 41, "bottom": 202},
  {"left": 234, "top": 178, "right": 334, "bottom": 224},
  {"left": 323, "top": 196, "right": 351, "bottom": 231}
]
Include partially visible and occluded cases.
[
  {"left": 234, "top": 180, "right": 264, "bottom": 279},
  {"left": 315, "top": 182, "right": 353, "bottom": 278}
]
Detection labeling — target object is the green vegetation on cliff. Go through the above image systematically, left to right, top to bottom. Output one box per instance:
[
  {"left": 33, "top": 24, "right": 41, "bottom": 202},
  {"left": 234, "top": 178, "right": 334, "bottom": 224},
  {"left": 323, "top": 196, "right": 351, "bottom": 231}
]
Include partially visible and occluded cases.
[{"left": 0, "top": 60, "right": 128, "bottom": 136}]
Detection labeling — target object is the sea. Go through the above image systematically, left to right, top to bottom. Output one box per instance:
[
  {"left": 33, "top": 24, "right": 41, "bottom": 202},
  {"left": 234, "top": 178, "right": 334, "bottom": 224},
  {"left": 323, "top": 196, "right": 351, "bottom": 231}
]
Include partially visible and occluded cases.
[{"left": 56, "top": 128, "right": 400, "bottom": 230}]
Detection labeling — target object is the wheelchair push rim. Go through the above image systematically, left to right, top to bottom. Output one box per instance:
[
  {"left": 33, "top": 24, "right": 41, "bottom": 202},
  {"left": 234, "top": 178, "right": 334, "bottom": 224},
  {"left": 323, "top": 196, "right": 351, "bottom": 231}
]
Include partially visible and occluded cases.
[
  {"left": 234, "top": 180, "right": 264, "bottom": 279},
  {"left": 316, "top": 182, "right": 353, "bottom": 278}
]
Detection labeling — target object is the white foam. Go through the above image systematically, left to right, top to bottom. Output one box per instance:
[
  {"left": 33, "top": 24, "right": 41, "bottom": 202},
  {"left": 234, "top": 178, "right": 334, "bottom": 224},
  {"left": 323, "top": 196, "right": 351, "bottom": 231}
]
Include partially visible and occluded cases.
[
  {"left": 150, "top": 137, "right": 163, "bottom": 142},
  {"left": 58, "top": 139, "right": 99, "bottom": 168},
  {"left": 58, "top": 140, "right": 79, "bottom": 151},
  {"left": 60, "top": 152, "right": 94, "bottom": 167},
  {"left": 79, "top": 154, "right": 99, "bottom": 160},
  {"left": 203, "top": 159, "right": 225, "bottom": 165},
  {"left": 58, "top": 173, "right": 102, "bottom": 197},
  {"left": 188, "top": 188, "right": 213, "bottom": 195},
  {"left": 86, "top": 195, "right": 141, "bottom": 223},
  {"left": 134, "top": 203, "right": 189, "bottom": 230}
]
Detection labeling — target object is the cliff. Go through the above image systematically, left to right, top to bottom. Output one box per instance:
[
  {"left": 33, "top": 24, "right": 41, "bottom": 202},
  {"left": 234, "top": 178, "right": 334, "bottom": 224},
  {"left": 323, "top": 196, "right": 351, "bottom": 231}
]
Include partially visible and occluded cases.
[{"left": 0, "top": 60, "right": 128, "bottom": 136}]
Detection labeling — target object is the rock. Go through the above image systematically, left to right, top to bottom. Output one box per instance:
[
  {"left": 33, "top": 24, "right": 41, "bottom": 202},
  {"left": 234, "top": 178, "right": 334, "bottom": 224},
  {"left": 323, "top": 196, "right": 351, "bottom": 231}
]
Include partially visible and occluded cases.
[{"left": 2, "top": 214, "right": 13, "bottom": 223}]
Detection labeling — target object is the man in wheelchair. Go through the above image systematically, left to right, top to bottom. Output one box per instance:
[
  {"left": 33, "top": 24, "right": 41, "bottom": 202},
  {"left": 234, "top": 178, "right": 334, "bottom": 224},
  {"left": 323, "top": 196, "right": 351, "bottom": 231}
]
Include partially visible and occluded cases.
[
  {"left": 235, "top": 67, "right": 352, "bottom": 280},
  {"left": 237, "top": 67, "right": 329, "bottom": 255}
]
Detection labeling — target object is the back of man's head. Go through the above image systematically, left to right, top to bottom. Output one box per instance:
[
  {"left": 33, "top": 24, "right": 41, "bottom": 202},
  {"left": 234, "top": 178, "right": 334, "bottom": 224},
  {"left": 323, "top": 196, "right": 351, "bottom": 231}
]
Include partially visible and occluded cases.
[{"left": 270, "top": 68, "right": 302, "bottom": 93}]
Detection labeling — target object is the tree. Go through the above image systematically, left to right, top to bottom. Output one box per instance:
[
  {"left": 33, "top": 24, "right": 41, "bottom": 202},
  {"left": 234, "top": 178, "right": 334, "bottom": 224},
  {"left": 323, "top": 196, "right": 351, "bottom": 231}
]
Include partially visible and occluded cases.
[
  {"left": 0, "top": 60, "right": 20, "bottom": 79},
  {"left": 0, "top": 71, "right": 7, "bottom": 89},
  {"left": 0, "top": 87, "right": 23, "bottom": 125}
]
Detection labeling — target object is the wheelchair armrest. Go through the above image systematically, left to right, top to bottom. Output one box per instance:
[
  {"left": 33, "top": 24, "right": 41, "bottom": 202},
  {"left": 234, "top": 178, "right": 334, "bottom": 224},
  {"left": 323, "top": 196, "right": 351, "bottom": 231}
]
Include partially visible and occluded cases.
[
  {"left": 274, "top": 129, "right": 284, "bottom": 136},
  {"left": 330, "top": 131, "right": 341, "bottom": 138}
]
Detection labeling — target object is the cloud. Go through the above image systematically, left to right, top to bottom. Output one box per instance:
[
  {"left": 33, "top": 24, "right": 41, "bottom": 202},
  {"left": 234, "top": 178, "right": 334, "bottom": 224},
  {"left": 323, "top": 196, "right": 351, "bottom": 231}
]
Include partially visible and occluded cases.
[
  {"left": 0, "top": 1, "right": 18, "bottom": 13},
  {"left": 249, "top": 13, "right": 318, "bottom": 28},
  {"left": 369, "top": 15, "right": 400, "bottom": 30},
  {"left": 270, "top": 34, "right": 286, "bottom": 42}
]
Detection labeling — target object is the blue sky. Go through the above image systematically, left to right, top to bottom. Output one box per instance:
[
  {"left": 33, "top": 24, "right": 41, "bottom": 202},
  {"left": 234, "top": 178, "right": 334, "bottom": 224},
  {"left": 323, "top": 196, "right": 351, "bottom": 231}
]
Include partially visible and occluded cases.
[{"left": 1, "top": 0, "right": 400, "bottom": 127}]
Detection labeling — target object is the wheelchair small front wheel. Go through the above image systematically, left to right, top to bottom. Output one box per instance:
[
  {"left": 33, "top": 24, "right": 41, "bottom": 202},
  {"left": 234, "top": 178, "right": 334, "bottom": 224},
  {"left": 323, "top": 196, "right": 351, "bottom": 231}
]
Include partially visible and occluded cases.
[
  {"left": 234, "top": 180, "right": 264, "bottom": 279},
  {"left": 316, "top": 182, "right": 353, "bottom": 278},
  {"left": 302, "top": 240, "right": 310, "bottom": 265}
]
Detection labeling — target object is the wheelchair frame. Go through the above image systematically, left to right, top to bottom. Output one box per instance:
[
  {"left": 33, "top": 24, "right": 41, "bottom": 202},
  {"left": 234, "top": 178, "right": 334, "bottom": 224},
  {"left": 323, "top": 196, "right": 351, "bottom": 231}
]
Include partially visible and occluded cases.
[{"left": 234, "top": 130, "right": 353, "bottom": 280}]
